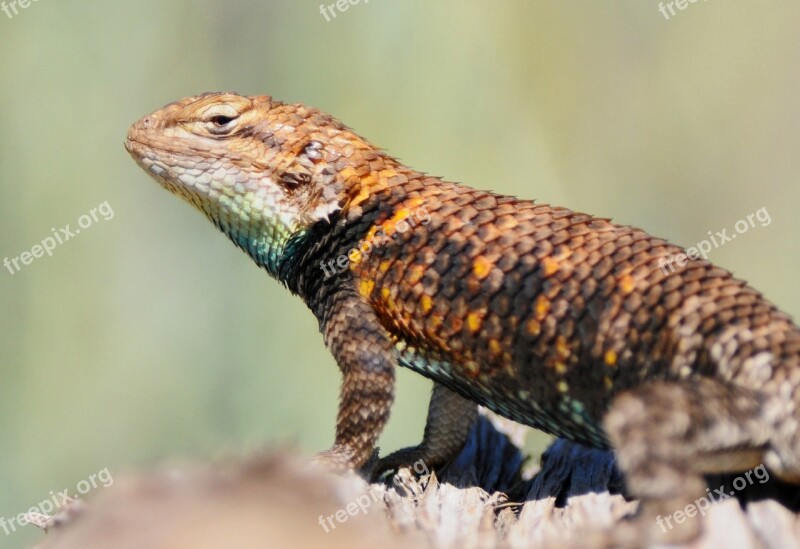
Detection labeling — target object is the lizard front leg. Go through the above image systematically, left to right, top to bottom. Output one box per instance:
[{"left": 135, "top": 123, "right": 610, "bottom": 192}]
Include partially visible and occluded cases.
[
  {"left": 315, "top": 288, "right": 396, "bottom": 470},
  {"left": 374, "top": 382, "right": 478, "bottom": 477}
]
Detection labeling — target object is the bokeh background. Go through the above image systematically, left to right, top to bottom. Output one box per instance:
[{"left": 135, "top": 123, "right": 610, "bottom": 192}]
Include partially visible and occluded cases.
[{"left": 2, "top": 1, "right": 800, "bottom": 547}]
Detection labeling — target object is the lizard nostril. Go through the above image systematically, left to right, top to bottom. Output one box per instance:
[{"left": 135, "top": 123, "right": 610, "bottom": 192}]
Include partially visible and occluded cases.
[{"left": 141, "top": 116, "right": 153, "bottom": 129}]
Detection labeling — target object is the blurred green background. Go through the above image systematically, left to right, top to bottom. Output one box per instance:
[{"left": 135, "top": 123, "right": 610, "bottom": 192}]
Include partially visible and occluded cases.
[{"left": 2, "top": 1, "right": 800, "bottom": 546}]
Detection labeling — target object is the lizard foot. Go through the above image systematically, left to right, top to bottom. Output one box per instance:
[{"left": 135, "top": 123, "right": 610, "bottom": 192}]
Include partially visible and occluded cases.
[{"left": 371, "top": 445, "right": 440, "bottom": 482}]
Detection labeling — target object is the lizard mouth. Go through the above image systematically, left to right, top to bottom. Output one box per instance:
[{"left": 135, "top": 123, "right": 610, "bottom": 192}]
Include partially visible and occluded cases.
[
  {"left": 125, "top": 120, "right": 168, "bottom": 159},
  {"left": 124, "top": 128, "right": 220, "bottom": 162},
  {"left": 124, "top": 130, "right": 148, "bottom": 158},
  {"left": 124, "top": 134, "right": 181, "bottom": 163},
  {"left": 123, "top": 137, "right": 136, "bottom": 155}
]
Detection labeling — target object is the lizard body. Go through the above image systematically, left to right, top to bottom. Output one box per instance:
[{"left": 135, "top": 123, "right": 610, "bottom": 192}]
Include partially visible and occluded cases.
[{"left": 126, "top": 93, "right": 800, "bottom": 544}]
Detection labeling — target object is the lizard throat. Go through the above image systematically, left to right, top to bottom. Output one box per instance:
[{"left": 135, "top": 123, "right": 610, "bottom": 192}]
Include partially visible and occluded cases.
[
  {"left": 143, "top": 168, "right": 298, "bottom": 280},
  {"left": 202, "top": 200, "right": 297, "bottom": 279}
]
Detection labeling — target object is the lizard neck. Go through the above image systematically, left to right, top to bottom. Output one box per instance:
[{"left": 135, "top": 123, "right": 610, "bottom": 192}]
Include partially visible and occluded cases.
[
  {"left": 201, "top": 200, "right": 298, "bottom": 280},
  {"left": 235, "top": 227, "right": 294, "bottom": 279}
]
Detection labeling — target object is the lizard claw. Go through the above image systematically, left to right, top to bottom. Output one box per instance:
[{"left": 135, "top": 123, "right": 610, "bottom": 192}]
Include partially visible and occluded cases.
[{"left": 371, "top": 444, "right": 437, "bottom": 482}]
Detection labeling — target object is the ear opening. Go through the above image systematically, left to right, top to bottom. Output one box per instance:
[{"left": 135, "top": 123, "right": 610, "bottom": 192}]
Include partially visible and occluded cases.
[{"left": 278, "top": 139, "right": 326, "bottom": 192}]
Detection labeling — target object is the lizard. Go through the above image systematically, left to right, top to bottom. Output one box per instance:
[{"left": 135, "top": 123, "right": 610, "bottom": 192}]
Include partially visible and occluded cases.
[{"left": 125, "top": 92, "right": 800, "bottom": 545}]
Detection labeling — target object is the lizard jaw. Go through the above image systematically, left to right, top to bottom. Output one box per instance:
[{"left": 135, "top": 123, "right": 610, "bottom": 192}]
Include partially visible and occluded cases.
[{"left": 125, "top": 117, "right": 300, "bottom": 278}]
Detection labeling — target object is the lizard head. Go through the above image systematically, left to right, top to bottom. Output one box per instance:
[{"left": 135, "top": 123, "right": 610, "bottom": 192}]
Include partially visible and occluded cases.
[{"left": 125, "top": 92, "right": 384, "bottom": 277}]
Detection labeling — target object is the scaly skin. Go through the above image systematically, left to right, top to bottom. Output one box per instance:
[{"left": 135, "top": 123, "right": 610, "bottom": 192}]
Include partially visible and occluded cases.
[{"left": 126, "top": 92, "right": 800, "bottom": 545}]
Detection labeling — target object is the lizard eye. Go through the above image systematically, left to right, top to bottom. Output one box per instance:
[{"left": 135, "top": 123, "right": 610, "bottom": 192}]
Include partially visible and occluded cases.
[
  {"left": 203, "top": 110, "right": 240, "bottom": 135},
  {"left": 210, "top": 115, "right": 235, "bottom": 127}
]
